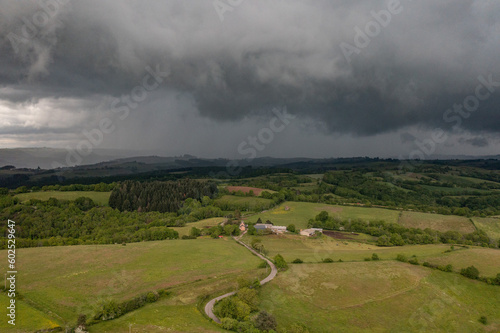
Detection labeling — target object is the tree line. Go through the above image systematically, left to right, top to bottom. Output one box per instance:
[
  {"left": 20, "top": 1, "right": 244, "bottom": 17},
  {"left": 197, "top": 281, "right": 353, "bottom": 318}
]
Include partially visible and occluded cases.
[
  {"left": 109, "top": 179, "right": 218, "bottom": 213},
  {"left": 309, "top": 211, "right": 497, "bottom": 248}
]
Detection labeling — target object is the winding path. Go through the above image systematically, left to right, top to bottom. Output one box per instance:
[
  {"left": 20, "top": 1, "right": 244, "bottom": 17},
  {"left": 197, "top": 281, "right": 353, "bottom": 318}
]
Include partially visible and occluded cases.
[{"left": 204, "top": 237, "right": 278, "bottom": 324}]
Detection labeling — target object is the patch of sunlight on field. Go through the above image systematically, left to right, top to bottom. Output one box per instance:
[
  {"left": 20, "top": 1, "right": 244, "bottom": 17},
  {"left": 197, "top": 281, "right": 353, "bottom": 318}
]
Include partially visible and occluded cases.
[
  {"left": 15, "top": 191, "right": 111, "bottom": 206},
  {"left": 0, "top": 293, "right": 63, "bottom": 332}
]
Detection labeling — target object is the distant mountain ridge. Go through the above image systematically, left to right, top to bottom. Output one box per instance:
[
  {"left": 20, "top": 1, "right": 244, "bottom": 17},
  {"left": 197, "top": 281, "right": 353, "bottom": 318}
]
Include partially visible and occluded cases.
[{"left": 0, "top": 148, "right": 499, "bottom": 170}]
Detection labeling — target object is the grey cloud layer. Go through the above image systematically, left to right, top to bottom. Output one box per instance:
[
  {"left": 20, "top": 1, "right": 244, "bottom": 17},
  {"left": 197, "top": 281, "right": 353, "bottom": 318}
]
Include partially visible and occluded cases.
[{"left": 1, "top": 0, "right": 500, "bottom": 140}]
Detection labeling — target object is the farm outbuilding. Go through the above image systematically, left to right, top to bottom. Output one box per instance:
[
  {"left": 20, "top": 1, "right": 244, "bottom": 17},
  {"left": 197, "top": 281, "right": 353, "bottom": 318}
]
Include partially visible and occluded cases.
[{"left": 300, "top": 228, "right": 323, "bottom": 237}]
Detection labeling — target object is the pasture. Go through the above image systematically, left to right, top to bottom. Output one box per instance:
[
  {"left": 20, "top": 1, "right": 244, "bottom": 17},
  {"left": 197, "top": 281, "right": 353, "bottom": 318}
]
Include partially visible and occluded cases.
[
  {"left": 225, "top": 186, "right": 275, "bottom": 196},
  {"left": 15, "top": 191, "right": 111, "bottom": 206},
  {"left": 214, "top": 195, "right": 274, "bottom": 212},
  {"left": 245, "top": 201, "right": 400, "bottom": 229},
  {"left": 398, "top": 211, "right": 475, "bottom": 233},
  {"left": 173, "top": 217, "right": 225, "bottom": 236},
  {"left": 472, "top": 217, "right": 500, "bottom": 240},
  {"left": 241, "top": 234, "right": 453, "bottom": 263},
  {"left": 0, "top": 239, "right": 262, "bottom": 331},
  {"left": 424, "top": 247, "right": 500, "bottom": 277},
  {"left": 260, "top": 262, "right": 500, "bottom": 332},
  {"left": 0, "top": 293, "right": 61, "bottom": 332}
]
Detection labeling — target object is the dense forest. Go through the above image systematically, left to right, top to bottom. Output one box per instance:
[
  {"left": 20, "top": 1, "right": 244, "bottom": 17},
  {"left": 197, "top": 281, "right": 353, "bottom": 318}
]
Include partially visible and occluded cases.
[{"left": 109, "top": 179, "right": 218, "bottom": 213}]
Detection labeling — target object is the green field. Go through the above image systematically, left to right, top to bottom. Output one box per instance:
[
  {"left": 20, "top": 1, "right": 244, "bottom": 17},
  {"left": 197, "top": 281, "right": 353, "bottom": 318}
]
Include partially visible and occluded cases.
[
  {"left": 304, "top": 174, "right": 324, "bottom": 179},
  {"left": 15, "top": 191, "right": 111, "bottom": 206},
  {"left": 214, "top": 195, "right": 274, "bottom": 212},
  {"left": 245, "top": 201, "right": 400, "bottom": 229},
  {"left": 398, "top": 211, "right": 475, "bottom": 233},
  {"left": 173, "top": 217, "right": 226, "bottom": 236},
  {"left": 473, "top": 217, "right": 500, "bottom": 240},
  {"left": 241, "top": 234, "right": 455, "bottom": 263},
  {"left": 0, "top": 239, "right": 263, "bottom": 331},
  {"left": 424, "top": 247, "right": 500, "bottom": 277},
  {"left": 260, "top": 262, "right": 500, "bottom": 332},
  {"left": 89, "top": 274, "right": 237, "bottom": 333},
  {"left": 0, "top": 294, "right": 61, "bottom": 332},
  {"left": 90, "top": 302, "right": 226, "bottom": 332}
]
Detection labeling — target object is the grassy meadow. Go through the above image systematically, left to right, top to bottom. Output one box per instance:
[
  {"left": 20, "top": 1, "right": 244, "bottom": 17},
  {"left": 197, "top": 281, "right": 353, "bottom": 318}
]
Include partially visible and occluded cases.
[
  {"left": 15, "top": 191, "right": 111, "bottom": 206},
  {"left": 214, "top": 195, "right": 274, "bottom": 212},
  {"left": 245, "top": 201, "right": 401, "bottom": 229},
  {"left": 398, "top": 211, "right": 476, "bottom": 233},
  {"left": 173, "top": 217, "right": 226, "bottom": 236},
  {"left": 473, "top": 217, "right": 500, "bottom": 240},
  {"left": 241, "top": 234, "right": 456, "bottom": 263},
  {"left": 0, "top": 239, "right": 263, "bottom": 331},
  {"left": 424, "top": 247, "right": 500, "bottom": 277},
  {"left": 260, "top": 262, "right": 500, "bottom": 332},
  {"left": 0, "top": 293, "right": 62, "bottom": 332}
]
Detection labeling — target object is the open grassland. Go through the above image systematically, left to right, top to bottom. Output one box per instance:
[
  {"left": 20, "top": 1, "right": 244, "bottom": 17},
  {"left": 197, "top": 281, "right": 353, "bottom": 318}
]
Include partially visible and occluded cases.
[
  {"left": 304, "top": 173, "right": 324, "bottom": 179},
  {"left": 421, "top": 185, "right": 491, "bottom": 194},
  {"left": 225, "top": 186, "right": 275, "bottom": 196},
  {"left": 15, "top": 191, "right": 111, "bottom": 206},
  {"left": 214, "top": 195, "right": 274, "bottom": 212},
  {"left": 245, "top": 201, "right": 400, "bottom": 229},
  {"left": 398, "top": 211, "right": 475, "bottom": 233},
  {"left": 172, "top": 217, "right": 226, "bottom": 236},
  {"left": 473, "top": 217, "right": 500, "bottom": 240},
  {"left": 241, "top": 234, "right": 453, "bottom": 263},
  {"left": 0, "top": 239, "right": 262, "bottom": 331},
  {"left": 424, "top": 247, "right": 500, "bottom": 277},
  {"left": 260, "top": 262, "right": 500, "bottom": 332},
  {"left": 89, "top": 268, "right": 254, "bottom": 332},
  {"left": 0, "top": 293, "right": 62, "bottom": 332},
  {"left": 90, "top": 302, "right": 227, "bottom": 333}
]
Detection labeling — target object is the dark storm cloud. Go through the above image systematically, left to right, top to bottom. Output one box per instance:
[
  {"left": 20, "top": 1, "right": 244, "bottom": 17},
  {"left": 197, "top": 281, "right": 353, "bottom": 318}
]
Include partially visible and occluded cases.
[
  {"left": 1, "top": 0, "right": 500, "bottom": 141},
  {"left": 459, "top": 136, "right": 489, "bottom": 148}
]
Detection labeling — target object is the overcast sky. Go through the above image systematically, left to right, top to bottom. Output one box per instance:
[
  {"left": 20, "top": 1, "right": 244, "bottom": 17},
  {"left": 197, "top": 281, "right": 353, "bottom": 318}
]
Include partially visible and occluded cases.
[{"left": 1, "top": 0, "right": 499, "bottom": 160}]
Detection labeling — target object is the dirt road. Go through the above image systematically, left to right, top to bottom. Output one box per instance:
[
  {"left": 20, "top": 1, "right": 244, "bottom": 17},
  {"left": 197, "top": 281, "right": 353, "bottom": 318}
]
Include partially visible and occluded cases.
[{"left": 204, "top": 237, "right": 277, "bottom": 324}]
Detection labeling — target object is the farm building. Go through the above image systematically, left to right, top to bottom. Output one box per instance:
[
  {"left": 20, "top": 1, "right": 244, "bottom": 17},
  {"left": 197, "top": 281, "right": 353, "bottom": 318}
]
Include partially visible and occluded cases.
[
  {"left": 239, "top": 221, "right": 247, "bottom": 232},
  {"left": 254, "top": 223, "right": 287, "bottom": 234},
  {"left": 255, "top": 223, "right": 273, "bottom": 230},
  {"left": 270, "top": 226, "right": 287, "bottom": 234},
  {"left": 300, "top": 228, "right": 323, "bottom": 237}
]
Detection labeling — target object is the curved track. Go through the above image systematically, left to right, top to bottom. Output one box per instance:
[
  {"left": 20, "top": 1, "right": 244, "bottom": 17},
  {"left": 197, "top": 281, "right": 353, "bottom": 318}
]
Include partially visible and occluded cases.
[{"left": 204, "top": 237, "right": 277, "bottom": 324}]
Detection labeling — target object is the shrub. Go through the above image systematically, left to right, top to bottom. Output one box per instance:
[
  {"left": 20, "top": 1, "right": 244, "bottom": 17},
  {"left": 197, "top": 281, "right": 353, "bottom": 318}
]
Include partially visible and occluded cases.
[
  {"left": 287, "top": 224, "right": 296, "bottom": 233},
  {"left": 189, "top": 227, "right": 201, "bottom": 238},
  {"left": 181, "top": 235, "right": 196, "bottom": 239},
  {"left": 371, "top": 253, "right": 380, "bottom": 261},
  {"left": 274, "top": 254, "right": 288, "bottom": 270},
  {"left": 396, "top": 254, "right": 407, "bottom": 262},
  {"left": 364, "top": 257, "right": 372, "bottom": 261},
  {"left": 292, "top": 258, "right": 303, "bottom": 264},
  {"left": 322, "top": 258, "right": 334, "bottom": 263},
  {"left": 408, "top": 258, "right": 419, "bottom": 265},
  {"left": 338, "top": 259, "right": 343, "bottom": 262},
  {"left": 258, "top": 260, "right": 267, "bottom": 269},
  {"left": 423, "top": 262, "right": 431, "bottom": 267},
  {"left": 444, "top": 264, "right": 453, "bottom": 272},
  {"left": 460, "top": 266, "right": 480, "bottom": 279},
  {"left": 238, "top": 287, "right": 259, "bottom": 311},
  {"left": 146, "top": 291, "right": 159, "bottom": 303},
  {"left": 215, "top": 297, "right": 251, "bottom": 321},
  {"left": 254, "top": 311, "right": 277, "bottom": 331},
  {"left": 479, "top": 316, "right": 488, "bottom": 325},
  {"left": 221, "top": 317, "right": 239, "bottom": 330}
]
